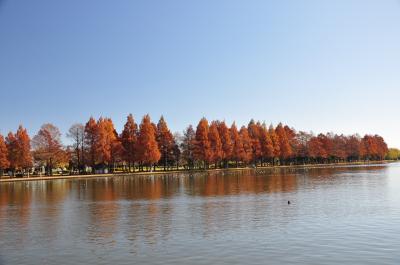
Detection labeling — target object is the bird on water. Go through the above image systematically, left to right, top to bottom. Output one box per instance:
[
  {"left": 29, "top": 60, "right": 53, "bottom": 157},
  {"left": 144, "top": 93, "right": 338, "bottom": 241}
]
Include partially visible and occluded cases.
[{"left": 288, "top": 201, "right": 291, "bottom": 205}]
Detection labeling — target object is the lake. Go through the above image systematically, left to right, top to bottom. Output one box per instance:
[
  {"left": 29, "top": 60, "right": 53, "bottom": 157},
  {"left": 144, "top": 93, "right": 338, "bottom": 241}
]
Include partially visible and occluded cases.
[{"left": 1, "top": 163, "right": 400, "bottom": 265}]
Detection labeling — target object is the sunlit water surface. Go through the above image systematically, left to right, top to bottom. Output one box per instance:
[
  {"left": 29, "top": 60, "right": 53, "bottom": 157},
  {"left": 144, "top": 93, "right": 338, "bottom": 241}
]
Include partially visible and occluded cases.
[{"left": 1, "top": 163, "right": 400, "bottom": 265}]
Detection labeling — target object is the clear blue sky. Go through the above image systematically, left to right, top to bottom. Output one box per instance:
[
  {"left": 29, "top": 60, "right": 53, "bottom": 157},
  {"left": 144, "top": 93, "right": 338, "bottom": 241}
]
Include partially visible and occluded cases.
[{"left": 0, "top": 0, "right": 399, "bottom": 147}]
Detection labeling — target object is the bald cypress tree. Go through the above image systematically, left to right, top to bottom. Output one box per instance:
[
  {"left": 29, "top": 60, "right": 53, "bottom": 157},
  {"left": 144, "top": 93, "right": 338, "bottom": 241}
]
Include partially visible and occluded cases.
[
  {"left": 136, "top": 115, "right": 161, "bottom": 171},
  {"left": 96, "top": 118, "right": 120, "bottom": 171},
  {"left": 194, "top": 118, "right": 212, "bottom": 169},
  {"left": 248, "top": 120, "right": 262, "bottom": 166},
  {"left": 209, "top": 121, "right": 223, "bottom": 168},
  {"left": 217, "top": 121, "right": 232, "bottom": 168},
  {"left": 230, "top": 122, "right": 244, "bottom": 168},
  {"left": 276, "top": 123, "right": 292, "bottom": 164},
  {"left": 260, "top": 124, "right": 274, "bottom": 166},
  {"left": 269, "top": 125, "right": 280, "bottom": 165},
  {"left": 16, "top": 126, "right": 33, "bottom": 176},
  {"left": 239, "top": 126, "right": 252, "bottom": 164},
  {"left": 0, "top": 135, "right": 10, "bottom": 177}
]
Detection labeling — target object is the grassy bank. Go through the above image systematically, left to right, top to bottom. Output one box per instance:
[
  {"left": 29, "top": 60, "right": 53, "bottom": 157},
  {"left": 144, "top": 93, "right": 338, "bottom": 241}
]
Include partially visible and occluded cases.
[{"left": 0, "top": 160, "right": 396, "bottom": 183}]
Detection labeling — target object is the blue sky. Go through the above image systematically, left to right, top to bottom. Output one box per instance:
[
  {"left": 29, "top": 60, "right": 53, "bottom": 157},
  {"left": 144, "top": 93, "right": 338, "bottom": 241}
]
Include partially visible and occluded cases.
[{"left": 0, "top": 0, "right": 400, "bottom": 147}]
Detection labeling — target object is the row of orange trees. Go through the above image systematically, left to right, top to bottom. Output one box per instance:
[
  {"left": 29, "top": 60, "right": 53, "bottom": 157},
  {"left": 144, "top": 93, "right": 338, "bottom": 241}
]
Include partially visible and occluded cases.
[{"left": 0, "top": 114, "right": 389, "bottom": 176}]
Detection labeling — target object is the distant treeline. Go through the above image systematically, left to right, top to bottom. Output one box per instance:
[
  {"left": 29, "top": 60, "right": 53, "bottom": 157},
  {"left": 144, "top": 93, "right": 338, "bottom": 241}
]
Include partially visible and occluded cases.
[{"left": 0, "top": 115, "right": 389, "bottom": 176}]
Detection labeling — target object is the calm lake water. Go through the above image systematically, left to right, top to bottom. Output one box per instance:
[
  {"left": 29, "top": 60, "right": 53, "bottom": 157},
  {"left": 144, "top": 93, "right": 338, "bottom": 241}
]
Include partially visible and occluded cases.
[{"left": 1, "top": 163, "right": 400, "bottom": 265}]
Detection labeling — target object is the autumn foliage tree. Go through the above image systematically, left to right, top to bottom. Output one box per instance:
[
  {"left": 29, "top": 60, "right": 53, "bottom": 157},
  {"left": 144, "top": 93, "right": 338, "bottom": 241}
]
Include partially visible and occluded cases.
[
  {"left": 136, "top": 114, "right": 161, "bottom": 170},
  {"left": 0, "top": 116, "right": 391, "bottom": 175},
  {"left": 95, "top": 118, "right": 122, "bottom": 171},
  {"left": 193, "top": 118, "right": 212, "bottom": 168},
  {"left": 247, "top": 120, "right": 262, "bottom": 166},
  {"left": 208, "top": 121, "right": 223, "bottom": 167},
  {"left": 217, "top": 121, "right": 232, "bottom": 168},
  {"left": 32, "top": 123, "right": 67, "bottom": 175},
  {"left": 230, "top": 123, "right": 245, "bottom": 167},
  {"left": 275, "top": 123, "right": 292, "bottom": 163},
  {"left": 260, "top": 124, "right": 274, "bottom": 166},
  {"left": 268, "top": 125, "right": 281, "bottom": 164},
  {"left": 284, "top": 125, "right": 297, "bottom": 155},
  {"left": 6, "top": 126, "right": 33, "bottom": 176},
  {"left": 239, "top": 126, "right": 252, "bottom": 164},
  {"left": 5, "top": 132, "right": 18, "bottom": 173},
  {"left": 319, "top": 133, "right": 333, "bottom": 161},
  {"left": 331, "top": 134, "right": 347, "bottom": 161},
  {"left": 0, "top": 135, "right": 10, "bottom": 176},
  {"left": 345, "top": 135, "right": 362, "bottom": 161},
  {"left": 362, "top": 135, "right": 388, "bottom": 160},
  {"left": 308, "top": 136, "right": 327, "bottom": 162}
]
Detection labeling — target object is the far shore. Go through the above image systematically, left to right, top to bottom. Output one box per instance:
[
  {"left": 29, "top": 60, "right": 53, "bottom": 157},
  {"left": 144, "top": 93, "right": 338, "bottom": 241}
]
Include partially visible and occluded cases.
[{"left": 0, "top": 160, "right": 396, "bottom": 183}]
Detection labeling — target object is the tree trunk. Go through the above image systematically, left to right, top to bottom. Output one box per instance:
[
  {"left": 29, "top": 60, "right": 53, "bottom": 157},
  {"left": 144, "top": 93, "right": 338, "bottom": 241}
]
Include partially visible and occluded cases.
[{"left": 164, "top": 152, "right": 167, "bottom": 171}]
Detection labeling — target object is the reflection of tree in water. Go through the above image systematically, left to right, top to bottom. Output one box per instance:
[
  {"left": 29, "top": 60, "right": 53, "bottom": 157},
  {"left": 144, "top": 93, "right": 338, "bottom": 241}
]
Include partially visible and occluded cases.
[
  {"left": 0, "top": 164, "right": 390, "bottom": 254},
  {"left": 296, "top": 165, "right": 388, "bottom": 182},
  {"left": 181, "top": 170, "right": 299, "bottom": 238},
  {"left": 184, "top": 170, "right": 298, "bottom": 196},
  {"left": 123, "top": 175, "right": 180, "bottom": 200},
  {"left": 122, "top": 176, "right": 176, "bottom": 251},
  {"left": 81, "top": 177, "right": 176, "bottom": 250},
  {"left": 86, "top": 179, "right": 120, "bottom": 245},
  {"left": 0, "top": 180, "right": 71, "bottom": 249},
  {"left": 0, "top": 182, "right": 33, "bottom": 228},
  {"left": 125, "top": 201, "right": 173, "bottom": 249}
]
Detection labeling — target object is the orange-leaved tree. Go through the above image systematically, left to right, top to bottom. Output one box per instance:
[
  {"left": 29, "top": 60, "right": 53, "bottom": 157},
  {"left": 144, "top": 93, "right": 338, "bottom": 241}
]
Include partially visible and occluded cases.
[
  {"left": 136, "top": 114, "right": 161, "bottom": 171},
  {"left": 96, "top": 118, "right": 121, "bottom": 171},
  {"left": 194, "top": 118, "right": 212, "bottom": 168},
  {"left": 247, "top": 120, "right": 262, "bottom": 166},
  {"left": 208, "top": 121, "right": 223, "bottom": 167},
  {"left": 217, "top": 121, "right": 232, "bottom": 168},
  {"left": 230, "top": 122, "right": 245, "bottom": 167},
  {"left": 32, "top": 123, "right": 66, "bottom": 175},
  {"left": 260, "top": 123, "right": 274, "bottom": 166},
  {"left": 275, "top": 123, "right": 292, "bottom": 164},
  {"left": 268, "top": 125, "right": 280, "bottom": 165},
  {"left": 6, "top": 126, "right": 33, "bottom": 176},
  {"left": 239, "top": 126, "right": 252, "bottom": 164},
  {"left": 0, "top": 134, "right": 10, "bottom": 176},
  {"left": 344, "top": 134, "right": 362, "bottom": 161},
  {"left": 362, "top": 135, "right": 388, "bottom": 161},
  {"left": 308, "top": 136, "right": 327, "bottom": 162}
]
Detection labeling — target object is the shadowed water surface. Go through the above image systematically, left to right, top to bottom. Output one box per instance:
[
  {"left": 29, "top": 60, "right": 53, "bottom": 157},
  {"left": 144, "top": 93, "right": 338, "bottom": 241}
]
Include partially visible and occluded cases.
[{"left": 1, "top": 163, "right": 400, "bottom": 264}]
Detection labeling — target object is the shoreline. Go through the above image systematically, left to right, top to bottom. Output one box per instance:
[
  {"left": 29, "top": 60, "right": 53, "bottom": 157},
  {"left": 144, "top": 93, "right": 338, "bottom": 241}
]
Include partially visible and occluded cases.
[{"left": 0, "top": 160, "right": 396, "bottom": 183}]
